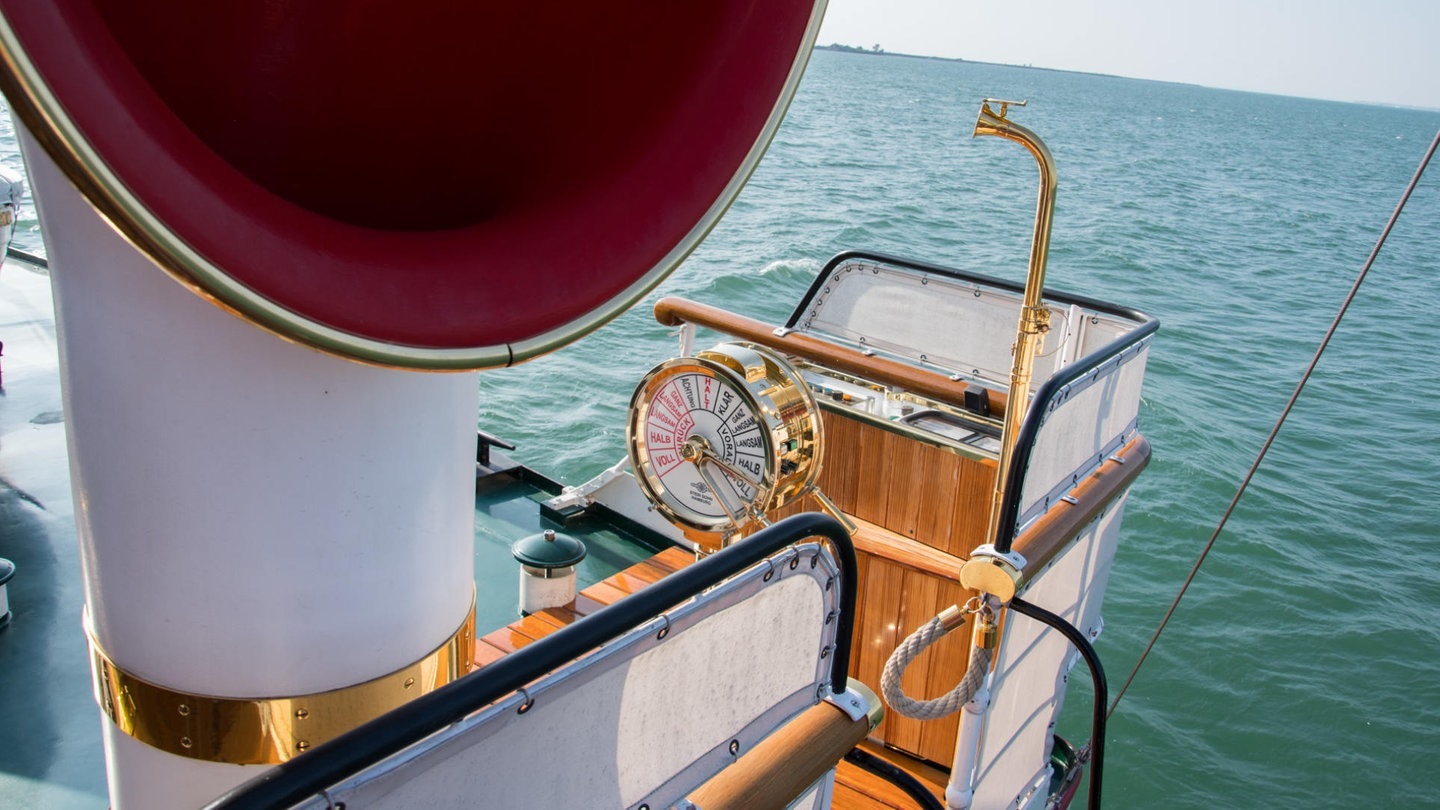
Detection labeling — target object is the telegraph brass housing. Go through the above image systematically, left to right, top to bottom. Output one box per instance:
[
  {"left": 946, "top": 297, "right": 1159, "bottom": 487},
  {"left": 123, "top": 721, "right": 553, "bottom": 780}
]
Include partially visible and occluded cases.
[{"left": 627, "top": 342, "right": 824, "bottom": 550}]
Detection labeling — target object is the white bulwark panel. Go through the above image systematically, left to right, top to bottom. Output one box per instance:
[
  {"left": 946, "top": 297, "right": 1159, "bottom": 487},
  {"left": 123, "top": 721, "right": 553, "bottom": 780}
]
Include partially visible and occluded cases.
[
  {"left": 972, "top": 498, "right": 1128, "bottom": 809},
  {"left": 296, "top": 544, "right": 843, "bottom": 809}
]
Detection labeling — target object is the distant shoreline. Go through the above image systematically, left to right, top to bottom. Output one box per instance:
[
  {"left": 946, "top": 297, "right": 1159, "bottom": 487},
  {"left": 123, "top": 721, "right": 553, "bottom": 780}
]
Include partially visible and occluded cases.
[
  {"left": 815, "top": 43, "right": 1162, "bottom": 85},
  {"left": 813, "top": 44, "right": 1439, "bottom": 112}
]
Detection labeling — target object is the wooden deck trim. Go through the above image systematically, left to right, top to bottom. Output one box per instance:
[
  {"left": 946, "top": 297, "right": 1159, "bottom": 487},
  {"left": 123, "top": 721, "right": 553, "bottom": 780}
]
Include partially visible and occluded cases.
[
  {"left": 654, "top": 297, "right": 1008, "bottom": 417},
  {"left": 1011, "top": 434, "right": 1151, "bottom": 580},
  {"left": 848, "top": 515, "right": 966, "bottom": 580},
  {"left": 578, "top": 579, "right": 634, "bottom": 608}
]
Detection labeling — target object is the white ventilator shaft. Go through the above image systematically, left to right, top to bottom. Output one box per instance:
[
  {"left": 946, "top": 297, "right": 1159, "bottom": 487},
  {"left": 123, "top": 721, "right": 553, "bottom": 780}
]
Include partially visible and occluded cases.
[{"left": 23, "top": 131, "right": 479, "bottom": 808}]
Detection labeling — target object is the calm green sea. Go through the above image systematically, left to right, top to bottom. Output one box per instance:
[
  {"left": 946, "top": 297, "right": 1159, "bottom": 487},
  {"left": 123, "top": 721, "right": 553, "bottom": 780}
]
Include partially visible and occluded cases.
[
  {"left": 4, "top": 48, "right": 1439, "bottom": 807},
  {"left": 478, "top": 51, "right": 1440, "bottom": 807}
]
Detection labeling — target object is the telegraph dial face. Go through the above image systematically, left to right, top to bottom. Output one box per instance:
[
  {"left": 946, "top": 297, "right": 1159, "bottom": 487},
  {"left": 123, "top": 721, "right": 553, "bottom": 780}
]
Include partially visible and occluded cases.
[{"left": 626, "top": 342, "right": 821, "bottom": 547}]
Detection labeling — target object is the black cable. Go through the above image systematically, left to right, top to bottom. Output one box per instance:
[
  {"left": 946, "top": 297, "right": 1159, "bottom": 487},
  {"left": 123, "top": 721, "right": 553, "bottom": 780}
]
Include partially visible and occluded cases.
[
  {"left": 1108, "top": 126, "right": 1440, "bottom": 718},
  {"left": 5, "top": 246, "right": 46, "bottom": 268},
  {"left": 1010, "top": 596, "right": 1106, "bottom": 810},
  {"left": 843, "top": 747, "right": 945, "bottom": 810}
]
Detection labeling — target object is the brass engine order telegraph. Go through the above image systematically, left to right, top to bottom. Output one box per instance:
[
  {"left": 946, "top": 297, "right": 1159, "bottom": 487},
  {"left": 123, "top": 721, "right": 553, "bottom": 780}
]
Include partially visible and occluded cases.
[{"left": 626, "top": 342, "right": 844, "bottom": 551}]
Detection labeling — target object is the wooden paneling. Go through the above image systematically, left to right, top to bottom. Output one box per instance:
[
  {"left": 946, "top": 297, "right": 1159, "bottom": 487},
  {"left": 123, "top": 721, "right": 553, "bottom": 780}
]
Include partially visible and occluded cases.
[
  {"left": 806, "top": 409, "right": 995, "bottom": 556},
  {"left": 770, "top": 410, "right": 999, "bottom": 767},
  {"left": 819, "top": 411, "right": 864, "bottom": 509},
  {"left": 851, "top": 419, "right": 893, "bottom": 525},
  {"left": 881, "top": 435, "right": 925, "bottom": 538},
  {"left": 913, "top": 442, "right": 960, "bottom": 548},
  {"left": 949, "top": 451, "right": 995, "bottom": 555},
  {"left": 848, "top": 515, "right": 962, "bottom": 580},
  {"left": 849, "top": 550, "right": 975, "bottom": 765},
  {"left": 850, "top": 553, "right": 904, "bottom": 724},
  {"left": 885, "top": 567, "right": 940, "bottom": 755},
  {"left": 916, "top": 575, "right": 971, "bottom": 763}
]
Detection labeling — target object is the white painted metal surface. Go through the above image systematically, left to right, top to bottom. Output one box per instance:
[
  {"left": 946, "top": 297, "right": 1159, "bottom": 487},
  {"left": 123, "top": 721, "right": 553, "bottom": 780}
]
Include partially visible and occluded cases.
[
  {"left": 22, "top": 132, "right": 479, "bottom": 807},
  {"left": 791, "top": 260, "right": 1071, "bottom": 387},
  {"left": 1015, "top": 343, "right": 1150, "bottom": 528},
  {"left": 550, "top": 462, "right": 693, "bottom": 549},
  {"left": 959, "top": 499, "right": 1127, "bottom": 810},
  {"left": 296, "top": 544, "right": 840, "bottom": 810},
  {"left": 517, "top": 566, "right": 577, "bottom": 614},
  {"left": 944, "top": 683, "right": 991, "bottom": 809},
  {"left": 102, "top": 721, "right": 257, "bottom": 809}
]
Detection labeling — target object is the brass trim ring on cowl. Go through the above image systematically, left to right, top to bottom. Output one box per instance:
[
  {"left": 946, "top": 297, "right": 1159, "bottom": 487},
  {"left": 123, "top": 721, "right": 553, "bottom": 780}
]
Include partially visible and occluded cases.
[{"left": 88, "top": 599, "right": 475, "bottom": 764}]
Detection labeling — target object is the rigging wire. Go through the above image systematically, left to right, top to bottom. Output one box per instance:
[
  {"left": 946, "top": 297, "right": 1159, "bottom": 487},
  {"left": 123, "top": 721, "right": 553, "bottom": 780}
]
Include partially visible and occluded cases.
[{"left": 1107, "top": 127, "right": 1440, "bottom": 718}]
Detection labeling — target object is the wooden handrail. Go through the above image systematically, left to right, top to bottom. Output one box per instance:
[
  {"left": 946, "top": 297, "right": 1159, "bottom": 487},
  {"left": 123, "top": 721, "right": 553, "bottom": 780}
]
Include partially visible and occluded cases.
[
  {"left": 654, "top": 297, "right": 1008, "bottom": 418},
  {"left": 1011, "top": 435, "right": 1151, "bottom": 581},
  {"left": 794, "top": 437, "right": 1147, "bottom": 585},
  {"left": 847, "top": 515, "right": 967, "bottom": 580},
  {"left": 686, "top": 686, "right": 882, "bottom": 809}
]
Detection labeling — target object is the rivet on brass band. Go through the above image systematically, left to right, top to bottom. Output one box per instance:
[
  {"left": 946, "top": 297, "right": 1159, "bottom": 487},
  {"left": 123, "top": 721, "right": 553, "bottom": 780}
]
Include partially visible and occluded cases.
[{"left": 89, "top": 600, "right": 476, "bottom": 765}]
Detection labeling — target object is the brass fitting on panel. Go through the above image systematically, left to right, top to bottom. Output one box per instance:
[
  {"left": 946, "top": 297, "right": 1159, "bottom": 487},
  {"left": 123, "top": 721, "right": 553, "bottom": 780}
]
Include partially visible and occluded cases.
[
  {"left": 937, "top": 603, "right": 968, "bottom": 633},
  {"left": 975, "top": 608, "right": 1000, "bottom": 650}
]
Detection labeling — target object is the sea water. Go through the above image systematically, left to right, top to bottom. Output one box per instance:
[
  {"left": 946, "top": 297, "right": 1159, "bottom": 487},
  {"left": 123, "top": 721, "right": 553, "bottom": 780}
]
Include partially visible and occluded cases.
[{"left": 3, "top": 48, "right": 1438, "bottom": 807}]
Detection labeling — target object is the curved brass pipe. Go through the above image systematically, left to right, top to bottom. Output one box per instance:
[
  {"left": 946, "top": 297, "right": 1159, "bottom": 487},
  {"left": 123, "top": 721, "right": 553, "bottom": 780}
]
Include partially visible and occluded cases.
[{"left": 972, "top": 99, "right": 1057, "bottom": 550}]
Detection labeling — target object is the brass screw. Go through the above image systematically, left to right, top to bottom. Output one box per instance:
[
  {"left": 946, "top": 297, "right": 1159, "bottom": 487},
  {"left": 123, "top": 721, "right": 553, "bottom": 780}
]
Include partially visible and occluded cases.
[
  {"left": 403, "top": 678, "right": 415, "bottom": 689},
  {"left": 177, "top": 704, "right": 191, "bottom": 717},
  {"left": 295, "top": 708, "right": 309, "bottom": 720},
  {"left": 180, "top": 736, "right": 192, "bottom": 749},
  {"left": 296, "top": 740, "right": 310, "bottom": 752}
]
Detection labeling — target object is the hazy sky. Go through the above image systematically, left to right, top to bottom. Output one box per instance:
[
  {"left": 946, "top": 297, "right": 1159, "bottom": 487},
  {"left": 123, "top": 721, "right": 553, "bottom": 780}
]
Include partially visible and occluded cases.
[{"left": 818, "top": 0, "right": 1440, "bottom": 110}]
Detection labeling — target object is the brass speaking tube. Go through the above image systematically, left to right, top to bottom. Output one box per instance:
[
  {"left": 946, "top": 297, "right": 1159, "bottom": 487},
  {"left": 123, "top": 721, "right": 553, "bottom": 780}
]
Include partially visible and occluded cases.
[{"left": 972, "top": 99, "right": 1057, "bottom": 550}]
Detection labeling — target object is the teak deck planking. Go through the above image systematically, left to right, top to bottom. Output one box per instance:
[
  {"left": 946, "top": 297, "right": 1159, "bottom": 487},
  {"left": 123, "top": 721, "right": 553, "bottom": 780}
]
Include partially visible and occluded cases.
[{"left": 475, "top": 546, "right": 692, "bottom": 663}]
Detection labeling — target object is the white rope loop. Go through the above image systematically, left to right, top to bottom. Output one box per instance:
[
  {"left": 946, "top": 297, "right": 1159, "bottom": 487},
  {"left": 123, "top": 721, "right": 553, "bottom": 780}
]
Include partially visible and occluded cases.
[{"left": 880, "top": 613, "right": 993, "bottom": 720}]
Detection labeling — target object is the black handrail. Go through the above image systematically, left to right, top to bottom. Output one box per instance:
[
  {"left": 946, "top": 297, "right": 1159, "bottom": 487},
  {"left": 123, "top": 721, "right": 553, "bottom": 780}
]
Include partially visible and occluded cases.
[
  {"left": 6, "top": 246, "right": 47, "bottom": 268},
  {"left": 991, "top": 311, "right": 1157, "bottom": 554},
  {"left": 209, "top": 512, "right": 855, "bottom": 810},
  {"left": 1010, "top": 596, "right": 1106, "bottom": 810}
]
